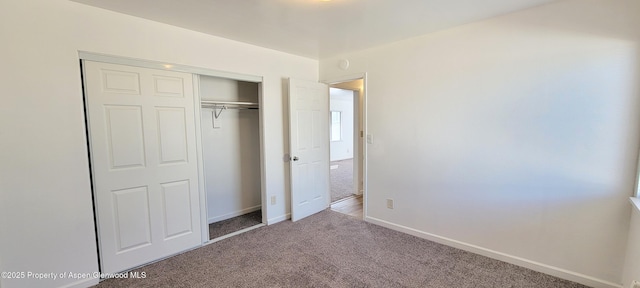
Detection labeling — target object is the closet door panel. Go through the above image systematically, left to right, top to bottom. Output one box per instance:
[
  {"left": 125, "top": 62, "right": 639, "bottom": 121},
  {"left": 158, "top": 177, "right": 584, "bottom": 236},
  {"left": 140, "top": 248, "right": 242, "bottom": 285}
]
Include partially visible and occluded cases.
[{"left": 84, "top": 61, "right": 202, "bottom": 274}]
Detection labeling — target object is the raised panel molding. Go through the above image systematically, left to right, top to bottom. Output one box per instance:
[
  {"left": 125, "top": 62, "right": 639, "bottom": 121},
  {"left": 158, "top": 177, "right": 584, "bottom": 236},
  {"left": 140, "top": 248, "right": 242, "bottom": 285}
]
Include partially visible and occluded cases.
[
  {"left": 101, "top": 69, "right": 141, "bottom": 95},
  {"left": 153, "top": 75, "right": 185, "bottom": 98},
  {"left": 105, "top": 105, "right": 146, "bottom": 170},
  {"left": 156, "top": 107, "right": 188, "bottom": 165},
  {"left": 312, "top": 110, "right": 321, "bottom": 149},
  {"left": 297, "top": 111, "right": 311, "bottom": 151},
  {"left": 311, "top": 162, "right": 322, "bottom": 199},
  {"left": 297, "top": 163, "right": 309, "bottom": 206},
  {"left": 161, "top": 180, "right": 193, "bottom": 239},
  {"left": 112, "top": 186, "right": 152, "bottom": 252}
]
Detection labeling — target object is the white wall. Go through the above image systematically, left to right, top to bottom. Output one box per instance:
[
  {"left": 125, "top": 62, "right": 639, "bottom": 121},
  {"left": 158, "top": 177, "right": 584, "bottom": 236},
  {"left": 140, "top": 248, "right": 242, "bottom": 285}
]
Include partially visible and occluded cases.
[
  {"left": 0, "top": 0, "right": 317, "bottom": 287},
  {"left": 321, "top": 0, "right": 640, "bottom": 287},
  {"left": 200, "top": 76, "right": 261, "bottom": 223},
  {"left": 330, "top": 88, "right": 354, "bottom": 161},
  {"left": 623, "top": 201, "right": 640, "bottom": 288}
]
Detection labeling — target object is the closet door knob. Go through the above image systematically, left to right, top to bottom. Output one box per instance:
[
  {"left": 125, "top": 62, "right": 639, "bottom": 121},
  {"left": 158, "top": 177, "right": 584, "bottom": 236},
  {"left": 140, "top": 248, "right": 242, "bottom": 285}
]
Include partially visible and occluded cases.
[{"left": 292, "top": 156, "right": 299, "bottom": 161}]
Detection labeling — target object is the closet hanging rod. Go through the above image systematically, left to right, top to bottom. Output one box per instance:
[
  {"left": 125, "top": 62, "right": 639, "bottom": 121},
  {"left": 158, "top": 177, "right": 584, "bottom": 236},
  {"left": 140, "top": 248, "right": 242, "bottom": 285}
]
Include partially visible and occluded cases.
[
  {"left": 201, "top": 100, "right": 259, "bottom": 106},
  {"left": 201, "top": 101, "right": 259, "bottom": 121},
  {"left": 201, "top": 105, "right": 259, "bottom": 110}
]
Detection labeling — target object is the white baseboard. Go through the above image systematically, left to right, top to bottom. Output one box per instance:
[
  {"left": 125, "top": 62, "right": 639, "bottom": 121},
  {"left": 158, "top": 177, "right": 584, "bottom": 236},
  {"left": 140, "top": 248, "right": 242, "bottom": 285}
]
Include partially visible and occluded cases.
[
  {"left": 208, "top": 205, "right": 261, "bottom": 224},
  {"left": 267, "top": 213, "right": 290, "bottom": 225},
  {"left": 365, "top": 216, "right": 622, "bottom": 288},
  {"left": 59, "top": 277, "right": 99, "bottom": 288}
]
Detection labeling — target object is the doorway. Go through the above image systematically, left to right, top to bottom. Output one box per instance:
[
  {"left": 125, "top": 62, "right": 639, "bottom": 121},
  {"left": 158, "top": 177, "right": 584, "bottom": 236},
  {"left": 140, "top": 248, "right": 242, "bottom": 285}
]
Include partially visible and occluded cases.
[{"left": 328, "top": 78, "right": 365, "bottom": 219}]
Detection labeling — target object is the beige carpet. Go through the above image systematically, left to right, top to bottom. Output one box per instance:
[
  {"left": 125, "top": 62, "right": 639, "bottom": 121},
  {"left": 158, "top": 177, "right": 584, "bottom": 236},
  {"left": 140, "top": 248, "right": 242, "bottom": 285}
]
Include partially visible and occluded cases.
[
  {"left": 330, "top": 158, "right": 354, "bottom": 203},
  {"left": 95, "top": 210, "right": 586, "bottom": 288}
]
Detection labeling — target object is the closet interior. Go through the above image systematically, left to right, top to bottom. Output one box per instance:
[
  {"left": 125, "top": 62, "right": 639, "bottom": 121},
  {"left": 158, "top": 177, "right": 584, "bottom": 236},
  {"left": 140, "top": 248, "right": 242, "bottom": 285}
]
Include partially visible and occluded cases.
[{"left": 199, "top": 75, "right": 263, "bottom": 240}]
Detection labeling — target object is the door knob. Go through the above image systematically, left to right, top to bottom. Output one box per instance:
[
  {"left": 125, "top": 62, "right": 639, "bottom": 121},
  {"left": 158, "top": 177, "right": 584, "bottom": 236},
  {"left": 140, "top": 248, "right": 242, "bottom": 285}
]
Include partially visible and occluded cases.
[{"left": 292, "top": 156, "right": 299, "bottom": 161}]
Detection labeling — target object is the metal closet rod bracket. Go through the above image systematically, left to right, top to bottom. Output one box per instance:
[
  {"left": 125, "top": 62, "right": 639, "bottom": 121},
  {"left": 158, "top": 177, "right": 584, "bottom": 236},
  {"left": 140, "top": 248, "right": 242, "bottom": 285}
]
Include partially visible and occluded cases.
[{"left": 213, "top": 105, "right": 227, "bottom": 119}]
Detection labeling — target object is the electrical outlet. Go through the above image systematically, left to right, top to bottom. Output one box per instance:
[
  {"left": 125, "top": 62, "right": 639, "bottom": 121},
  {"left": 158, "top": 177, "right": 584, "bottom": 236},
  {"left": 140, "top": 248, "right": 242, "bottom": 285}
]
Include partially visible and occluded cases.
[
  {"left": 270, "top": 196, "right": 276, "bottom": 205},
  {"left": 386, "top": 199, "right": 394, "bottom": 209},
  {"left": 631, "top": 280, "right": 640, "bottom": 288}
]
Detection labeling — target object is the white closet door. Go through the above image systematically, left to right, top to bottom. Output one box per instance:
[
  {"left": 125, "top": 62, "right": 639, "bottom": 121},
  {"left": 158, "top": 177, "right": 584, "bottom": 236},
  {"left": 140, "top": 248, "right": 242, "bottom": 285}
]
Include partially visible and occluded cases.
[
  {"left": 84, "top": 61, "right": 201, "bottom": 274},
  {"left": 289, "top": 78, "right": 330, "bottom": 221}
]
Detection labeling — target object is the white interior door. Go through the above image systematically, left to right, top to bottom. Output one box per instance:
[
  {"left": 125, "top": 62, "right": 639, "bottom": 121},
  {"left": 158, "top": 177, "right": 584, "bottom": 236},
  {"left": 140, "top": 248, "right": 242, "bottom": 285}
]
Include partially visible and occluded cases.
[
  {"left": 84, "top": 61, "right": 201, "bottom": 273},
  {"left": 289, "top": 78, "right": 329, "bottom": 222}
]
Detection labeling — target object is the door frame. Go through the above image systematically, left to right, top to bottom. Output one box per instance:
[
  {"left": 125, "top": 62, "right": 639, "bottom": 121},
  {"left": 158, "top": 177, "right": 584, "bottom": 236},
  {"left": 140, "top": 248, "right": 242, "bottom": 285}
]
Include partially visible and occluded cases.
[
  {"left": 79, "top": 51, "right": 268, "bottom": 250},
  {"left": 323, "top": 73, "right": 368, "bottom": 218}
]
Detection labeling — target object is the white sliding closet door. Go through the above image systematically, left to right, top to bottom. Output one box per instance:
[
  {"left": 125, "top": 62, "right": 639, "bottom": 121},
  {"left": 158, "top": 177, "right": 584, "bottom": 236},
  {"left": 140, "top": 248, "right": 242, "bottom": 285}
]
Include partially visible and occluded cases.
[{"left": 84, "top": 61, "right": 201, "bottom": 274}]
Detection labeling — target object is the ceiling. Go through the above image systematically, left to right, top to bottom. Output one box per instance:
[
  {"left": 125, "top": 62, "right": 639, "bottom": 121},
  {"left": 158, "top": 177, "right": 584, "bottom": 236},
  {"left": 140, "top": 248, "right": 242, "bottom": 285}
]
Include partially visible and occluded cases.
[{"left": 71, "top": 0, "right": 558, "bottom": 59}]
